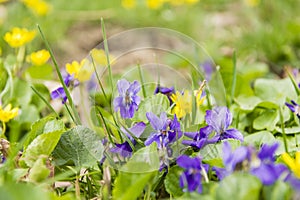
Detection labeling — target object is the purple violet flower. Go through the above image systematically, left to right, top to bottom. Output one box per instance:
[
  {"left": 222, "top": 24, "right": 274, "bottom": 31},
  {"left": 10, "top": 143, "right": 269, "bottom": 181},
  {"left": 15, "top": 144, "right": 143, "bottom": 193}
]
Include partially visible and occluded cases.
[
  {"left": 200, "top": 61, "right": 215, "bottom": 81},
  {"left": 50, "top": 74, "right": 76, "bottom": 104},
  {"left": 113, "top": 79, "right": 141, "bottom": 119},
  {"left": 154, "top": 85, "right": 175, "bottom": 104},
  {"left": 285, "top": 100, "right": 300, "bottom": 118},
  {"left": 204, "top": 106, "right": 244, "bottom": 142},
  {"left": 182, "top": 107, "right": 243, "bottom": 150},
  {"left": 144, "top": 112, "right": 182, "bottom": 148},
  {"left": 110, "top": 122, "right": 146, "bottom": 158},
  {"left": 182, "top": 126, "right": 218, "bottom": 149},
  {"left": 213, "top": 142, "right": 288, "bottom": 186},
  {"left": 250, "top": 143, "right": 288, "bottom": 185},
  {"left": 177, "top": 155, "right": 209, "bottom": 193}
]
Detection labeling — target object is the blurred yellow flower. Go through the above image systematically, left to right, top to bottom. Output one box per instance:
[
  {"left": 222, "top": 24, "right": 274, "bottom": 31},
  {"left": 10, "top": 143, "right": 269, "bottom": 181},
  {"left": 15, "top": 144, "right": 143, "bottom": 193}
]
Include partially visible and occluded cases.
[
  {"left": 0, "top": 0, "right": 9, "bottom": 3},
  {"left": 21, "top": 0, "right": 51, "bottom": 16},
  {"left": 122, "top": 0, "right": 136, "bottom": 9},
  {"left": 146, "top": 0, "right": 164, "bottom": 9},
  {"left": 184, "top": 0, "right": 199, "bottom": 5},
  {"left": 244, "top": 0, "right": 260, "bottom": 7},
  {"left": 4, "top": 27, "right": 36, "bottom": 48},
  {"left": 29, "top": 49, "right": 50, "bottom": 66},
  {"left": 90, "top": 49, "right": 115, "bottom": 66},
  {"left": 65, "top": 59, "right": 93, "bottom": 82},
  {"left": 77, "top": 59, "right": 94, "bottom": 82},
  {"left": 194, "top": 80, "right": 206, "bottom": 107},
  {"left": 171, "top": 90, "right": 192, "bottom": 118},
  {"left": 0, "top": 104, "right": 19, "bottom": 123},
  {"left": 281, "top": 152, "right": 300, "bottom": 178}
]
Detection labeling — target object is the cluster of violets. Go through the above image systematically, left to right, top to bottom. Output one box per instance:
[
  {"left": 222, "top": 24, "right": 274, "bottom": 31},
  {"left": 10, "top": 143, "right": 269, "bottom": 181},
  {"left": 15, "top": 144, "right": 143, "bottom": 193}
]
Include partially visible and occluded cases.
[{"left": 109, "top": 78, "right": 300, "bottom": 193}]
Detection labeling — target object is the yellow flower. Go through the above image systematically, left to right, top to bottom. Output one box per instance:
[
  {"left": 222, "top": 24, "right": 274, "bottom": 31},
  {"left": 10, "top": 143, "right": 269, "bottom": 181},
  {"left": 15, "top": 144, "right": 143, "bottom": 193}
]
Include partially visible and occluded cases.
[
  {"left": 21, "top": 0, "right": 51, "bottom": 16},
  {"left": 122, "top": 0, "right": 136, "bottom": 9},
  {"left": 146, "top": 0, "right": 164, "bottom": 9},
  {"left": 184, "top": 0, "right": 199, "bottom": 5},
  {"left": 244, "top": 0, "right": 260, "bottom": 7},
  {"left": 4, "top": 27, "right": 36, "bottom": 48},
  {"left": 29, "top": 49, "right": 50, "bottom": 66},
  {"left": 90, "top": 49, "right": 115, "bottom": 66},
  {"left": 65, "top": 59, "right": 93, "bottom": 82},
  {"left": 77, "top": 59, "right": 93, "bottom": 82},
  {"left": 194, "top": 80, "right": 206, "bottom": 107},
  {"left": 171, "top": 90, "right": 192, "bottom": 118},
  {"left": 0, "top": 104, "right": 19, "bottom": 123},
  {"left": 281, "top": 152, "right": 300, "bottom": 178}
]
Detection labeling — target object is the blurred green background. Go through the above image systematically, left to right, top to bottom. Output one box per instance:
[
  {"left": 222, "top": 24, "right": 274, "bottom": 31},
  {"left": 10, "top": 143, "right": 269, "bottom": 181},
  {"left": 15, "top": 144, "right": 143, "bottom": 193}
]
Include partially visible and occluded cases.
[{"left": 1, "top": 0, "right": 300, "bottom": 74}]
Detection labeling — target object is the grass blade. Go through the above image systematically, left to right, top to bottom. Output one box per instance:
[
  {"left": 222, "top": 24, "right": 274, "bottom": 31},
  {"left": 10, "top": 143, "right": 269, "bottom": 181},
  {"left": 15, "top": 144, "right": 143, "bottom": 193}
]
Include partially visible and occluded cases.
[{"left": 37, "top": 24, "right": 81, "bottom": 125}]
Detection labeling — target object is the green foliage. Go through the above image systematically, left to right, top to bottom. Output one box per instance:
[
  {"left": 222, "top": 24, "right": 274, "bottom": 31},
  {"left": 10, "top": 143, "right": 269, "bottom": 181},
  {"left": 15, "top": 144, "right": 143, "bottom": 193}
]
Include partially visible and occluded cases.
[
  {"left": 133, "top": 93, "right": 169, "bottom": 122},
  {"left": 52, "top": 126, "right": 104, "bottom": 167},
  {"left": 21, "top": 129, "right": 64, "bottom": 167},
  {"left": 199, "top": 139, "right": 241, "bottom": 167},
  {"left": 120, "top": 143, "right": 160, "bottom": 173},
  {"left": 28, "top": 157, "right": 50, "bottom": 183},
  {"left": 164, "top": 166, "right": 184, "bottom": 197},
  {"left": 112, "top": 171, "right": 156, "bottom": 200},
  {"left": 216, "top": 173, "right": 262, "bottom": 200},
  {"left": 262, "top": 181, "right": 292, "bottom": 200}
]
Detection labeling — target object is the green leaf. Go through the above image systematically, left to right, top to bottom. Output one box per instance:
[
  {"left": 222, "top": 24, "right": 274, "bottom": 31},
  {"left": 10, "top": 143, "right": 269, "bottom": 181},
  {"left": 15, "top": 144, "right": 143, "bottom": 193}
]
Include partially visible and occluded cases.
[
  {"left": 26, "top": 64, "right": 53, "bottom": 80},
  {"left": 11, "top": 78, "right": 33, "bottom": 107},
  {"left": 254, "top": 78, "right": 297, "bottom": 105},
  {"left": 133, "top": 93, "right": 169, "bottom": 122},
  {"left": 235, "top": 95, "right": 262, "bottom": 112},
  {"left": 18, "top": 105, "right": 40, "bottom": 123},
  {"left": 253, "top": 109, "right": 278, "bottom": 131},
  {"left": 23, "top": 117, "right": 65, "bottom": 150},
  {"left": 52, "top": 126, "right": 104, "bottom": 167},
  {"left": 275, "top": 126, "right": 300, "bottom": 134},
  {"left": 21, "top": 130, "right": 64, "bottom": 167},
  {"left": 244, "top": 131, "right": 277, "bottom": 147},
  {"left": 276, "top": 134, "right": 300, "bottom": 155},
  {"left": 199, "top": 139, "right": 241, "bottom": 167},
  {"left": 120, "top": 143, "right": 160, "bottom": 173},
  {"left": 28, "top": 157, "right": 50, "bottom": 183},
  {"left": 164, "top": 166, "right": 184, "bottom": 197},
  {"left": 112, "top": 171, "right": 156, "bottom": 200},
  {"left": 216, "top": 173, "right": 262, "bottom": 200},
  {"left": 262, "top": 181, "right": 292, "bottom": 200},
  {"left": 0, "top": 182, "right": 52, "bottom": 200}
]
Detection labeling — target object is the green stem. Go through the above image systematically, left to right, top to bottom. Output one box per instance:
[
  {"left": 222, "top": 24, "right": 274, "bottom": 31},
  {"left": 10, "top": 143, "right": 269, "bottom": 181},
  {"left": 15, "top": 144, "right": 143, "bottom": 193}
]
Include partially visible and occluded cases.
[
  {"left": 101, "top": 18, "right": 114, "bottom": 93},
  {"left": 37, "top": 25, "right": 81, "bottom": 125},
  {"left": 230, "top": 51, "right": 237, "bottom": 106},
  {"left": 138, "top": 63, "right": 147, "bottom": 98},
  {"left": 286, "top": 68, "right": 300, "bottom": 96},
  {"left": 31, "top": 86, "right": 59, "bottom": 117},
  {"left": 279, "top": 107, "right": 288, "bottom": 152},
  {"left": 0, "top": 121, "right": 6, "bottom": 139}
]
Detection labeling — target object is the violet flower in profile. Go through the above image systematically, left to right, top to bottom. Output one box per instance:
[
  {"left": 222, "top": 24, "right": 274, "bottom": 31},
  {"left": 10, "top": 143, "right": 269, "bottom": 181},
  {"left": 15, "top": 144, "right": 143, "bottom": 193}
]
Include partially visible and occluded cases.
[
  {"left": 51, "top": 74, "right": 76, "bottom": 104},
  {"left": 113, "top": 79, "right": 141, "bottom": 119},
  {"left": 154, "top": 85, "right": 175, "bottom": 104},
  {"left": 285, "top": 100, "right": 300, "bottom": 118},
  {"left": 204, "top": 106, "right": 244, "bottom": 142},
  {"left": 144, "top": 112, "right": 182, "bottom": 148},
  {"left": 110, "top": 122, "right": 146, "bottom": 158},
  {"left": 182, "top": 126, "right": 218, "bottom": 149},
  {"left": 177, "top": 155, "right": 209, "bottom": 193}
]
